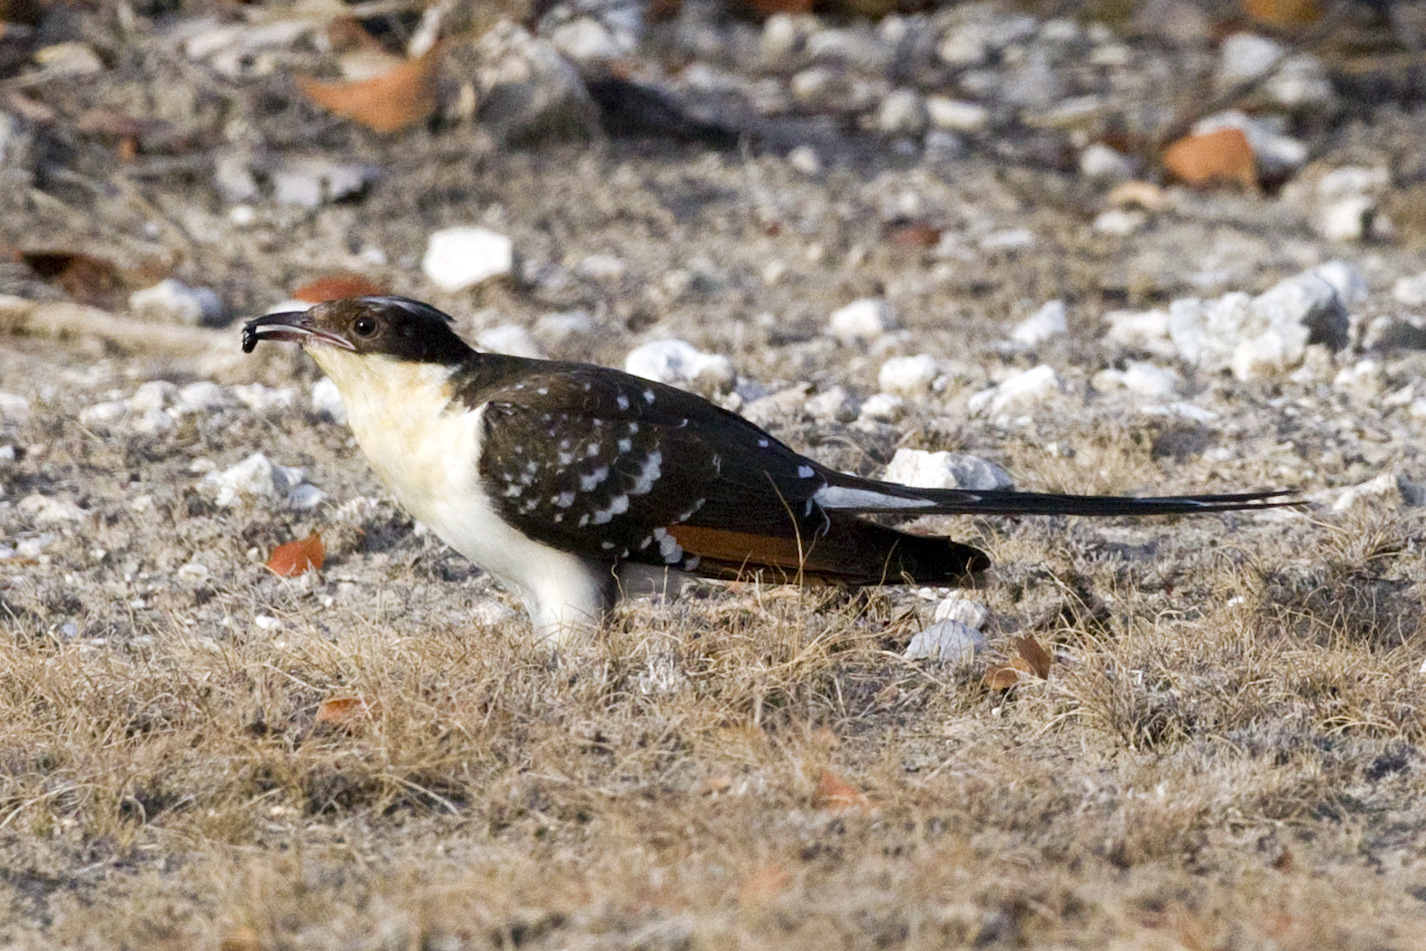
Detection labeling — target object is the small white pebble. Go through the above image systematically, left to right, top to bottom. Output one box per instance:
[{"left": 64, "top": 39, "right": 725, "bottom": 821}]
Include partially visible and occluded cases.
[
  {"left": 422, "top": 226, "right": 514, "bottom": 291},
  {"left": 828, "top": 298, "right": 896, "bottom": 343},
  {"left": 1010, "top": 300, "right": 1067, "bottom": 346},
  {"left": 904, "top": 620, "right": 985, "bottom": 665}
]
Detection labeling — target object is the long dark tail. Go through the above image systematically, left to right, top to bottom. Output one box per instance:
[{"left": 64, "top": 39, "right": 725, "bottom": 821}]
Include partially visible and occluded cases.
[{"left": 815, "top": 477, "right": 1296, "bottom": 517}]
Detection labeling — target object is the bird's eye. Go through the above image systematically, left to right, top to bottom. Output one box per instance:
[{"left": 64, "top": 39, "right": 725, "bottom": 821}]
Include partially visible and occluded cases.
[{"left": 353, "top": 316, "right": 378, "bottom": 337}]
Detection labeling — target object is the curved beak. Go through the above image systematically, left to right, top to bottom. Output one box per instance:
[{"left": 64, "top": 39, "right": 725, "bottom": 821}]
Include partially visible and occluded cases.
[{"left": 241, "top": 309, "right": 356, "bottom": 354}]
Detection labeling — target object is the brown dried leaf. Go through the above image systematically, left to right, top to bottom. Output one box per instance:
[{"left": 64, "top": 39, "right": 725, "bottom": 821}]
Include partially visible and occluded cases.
[
  {"left": 736, "top": 0, "right": 816, "bottom": 17},
  {"left": 297, "top": 49, "right": 441, "bottom": 134},
  {"left": 1162, "top": 128, "right": 1256, "bottom": 189},
  {"left": 18, "top": 249, "right": 128, "bottom": 307},
  {"left": 1014, "top": 635, "right": 1053, "bottom": 680}
]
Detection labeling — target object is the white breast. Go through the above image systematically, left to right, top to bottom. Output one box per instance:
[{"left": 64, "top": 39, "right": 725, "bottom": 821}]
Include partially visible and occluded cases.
[{"left": 309, "top": 349, "right": 610, "bottom": 644}]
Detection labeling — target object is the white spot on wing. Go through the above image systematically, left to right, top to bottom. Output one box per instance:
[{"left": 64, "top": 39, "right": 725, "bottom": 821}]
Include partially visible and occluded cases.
[
  {"left": 643, "top": 389, "right": 655, "bottom": 404},
  {"left": 616, "top": 394, "right": 630, "bottom": 411},
  {"left": 630, "top": 450, "right": 662, "bottom": 495},
  {"left": 797, "top": 465, "right": 815, "bottom": 478},
  {"left": 579, "top": 466, "right": 609, "bottom": 491},
  {"left": 553, "top": 491, "right": 575, "bottom": 508}
]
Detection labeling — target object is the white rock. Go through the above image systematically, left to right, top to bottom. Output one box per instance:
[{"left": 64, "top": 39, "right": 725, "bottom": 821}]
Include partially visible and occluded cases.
[
  {"left": 760, "top": 14, "right": 805, "bottom": 60},
  {"left": 549, "top": 17, "right": 628, "bottom": 63},
  {"left": 476, "top": 22, "right": 597, "bottom": 144},
  {"left": 805, "top": 27, "right": 889, "bottom": 71},
  {"left": 1217, "top": 32, "right": 1284, "bottom": 86},
  {"left": 33, "top": 41, "right": 103, "bottom": 76},
  {"left": 1267, "top": 52, "right": 1334, "bottom": 107},
  {"left": 877, "top": 89, "right": 929, "bottom": 135},
  {"left": 925, "top": 97, "right": 990, "bottom": 133},
  {"left": 1079, "top": 143, "right": 1136, "bottom": 183},
  {"left": 787, "top": 145, "right": 822, "bottom": 176},
  {"left": 271, "top": 157, "right": 372, "bottom": 208},
  {"left": 1317, "top": 165, "right": 1390, "bottom": 201},
  {"left": 1319, "top": 195, "right": 1378, "bottom": 242},
  {"left": 1093, "top": 208, "right": 1148, "bottom": 237},
  {"left": 422, "top": 226, "right": 514, "bottom": 291},
  {"left": 979, "top": 229, "right": 1035, "bottom": 252},
  {"left": 575, "top": 253, "right": 627, "bottom": 281},
  {"left": 1313, "top": 259, "right": 1369, "bottom": 306},
  {"left": 1168, "top": 265, "right": 1352, "bottom": 379},
  {"left": 1393, "top": 272, "right": 1426, "bottom": 307},
  {"left": 128, "top": 279, "right": 225, "bottom": 327},
  {"left": 828, "top": 298, "right": 896, "bottom": 343},
  {"left": 1011, "top": 300, "right": 1067, "bottom": 346},
  {"left": 1104, "top": 308, "right": 1174, "bottom": 357},
  {"left": 535, "top": 310, "right": 596, "bottom": 342},
  {"left": 477, "top": 324, "right": 543, "bottom": 359},
  {"left": 624, "top": 340, "right": 734, "bottom": 392},
  {"left": 877, "top": 354, "right": 940, "bottom": 396},
  {"left": 1332, "top": 358, "right": 1382, "bottom": 395},
  {"left": 1093, "top": 361, "right": 1182, "bottom": 399},
  {"left": 968, "top": 364, "right": 1063, "bottom": 415},
  {"left": 311, "top": 377, "right": 347, "bottom": 424},
  {"left": 129, "top": 381, "right": 176, "bottom": 414},
  {"left": 175, "top": 381, "right": 231, "bottom": 414},
  {"left": 230, "top": 383, "right": 296, "bottom": 413},
  {"left": 805, "top": 385, "right": 857, "bottom": 423},
  {"left": 0, "top": 392, "right": 31, "bottom": 424},
  {"left": 856, "top": 392, "right": 904, "bottom": 423},
  {"left": 79, "top": 400, "right": 129, "bottom": 427},
  {"left": 132, "top": 409, "right": 177, "bottom": 437},
  {"left": 0, "top": 445, "right": 14, "bottom": 462},
  {"left": 883, "top": 449, "right": 1013, "bottom": 491},
  {"left": 206, "top": 452, "right": 305, "bottom": 507},
  {"left": 1332, "top": 472, "right": 1400, "bottom": 512},
  {"left": 287, "top": 483, "right": 326, "bottom": 510},
  {"left": 18, "top": 494, "right": 87, "bottom": 525},
  {"left": 14, "top": 533, "right": 54, "bottom": 557},
  {"left": 176, "top": 561, "right": 210, "bottom": 582},
  {"left": 933, "top": 594, "right": 989, "bottom": 629},
  {"left": 471, "top": 599, "right": 517, "bottom": 627},
  {"left": 904, "top": 620, "right": 985, "bottom": 665}
]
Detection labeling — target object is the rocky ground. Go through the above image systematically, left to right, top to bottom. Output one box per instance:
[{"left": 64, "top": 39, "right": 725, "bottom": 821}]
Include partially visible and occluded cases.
[{"left": 1, "top": 0, "right": 1426, "bottom": 947}]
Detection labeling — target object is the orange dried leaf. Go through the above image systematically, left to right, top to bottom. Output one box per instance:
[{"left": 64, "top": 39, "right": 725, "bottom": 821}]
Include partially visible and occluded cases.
[
  {"left": 1241, "top": 0, "right": 1322, "bottom": 28},
  {"left": 297, "top": 49, "right": 440, "bottom": 133},
  {"left": 1162, "top": 128, "right": 1256, "bottom": 189},
  {"left": 292, "top": 274, "right": 388, "bottom": 303},
  {"left": 267, "top": 533, "right": 324, "bottom": 577},
  {"left": 1014, "top": 635, "right": 1053, "bottom": 679},
  {"left": 983, "top": 661, "right": 1026, "bottom": 691},
  {"left": 315, "top": 695, "right": 375, "bottom": 727},
  {"left": 813, "top": 768, "right": 873, "bottom": 813},
  {"left": 738, "top": 861, "right": 789, "bottom": 903}
]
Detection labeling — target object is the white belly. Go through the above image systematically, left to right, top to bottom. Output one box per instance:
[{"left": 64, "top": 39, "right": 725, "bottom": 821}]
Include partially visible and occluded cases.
[{"left": 311, "top": 351, "right": 609, "bottom": 644}]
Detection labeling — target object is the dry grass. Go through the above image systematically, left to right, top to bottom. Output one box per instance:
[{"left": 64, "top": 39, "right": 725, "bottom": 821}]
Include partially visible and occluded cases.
[{"left": 2, "top": 502, "right": 1426, "bottom": 949}]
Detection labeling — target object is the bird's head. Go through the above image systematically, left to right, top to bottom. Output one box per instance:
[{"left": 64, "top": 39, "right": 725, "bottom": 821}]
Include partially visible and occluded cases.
[{"left": 242, "top": 297, "right": 474, "bottom": 366}]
